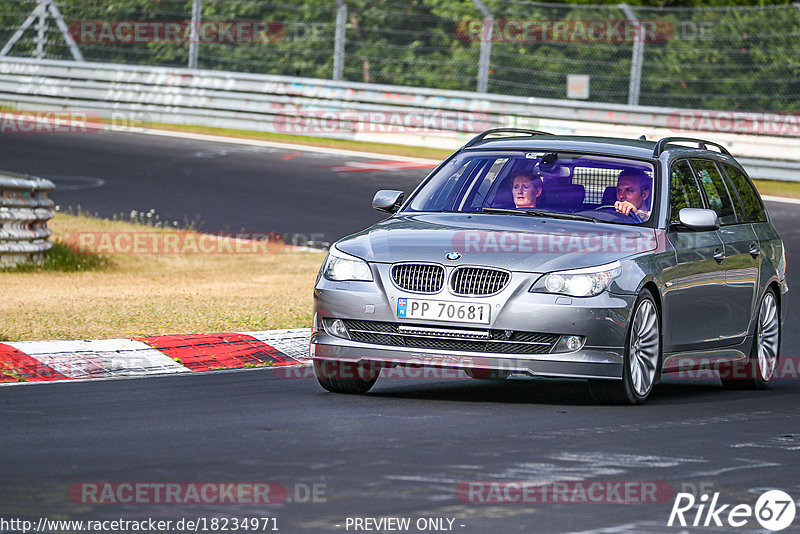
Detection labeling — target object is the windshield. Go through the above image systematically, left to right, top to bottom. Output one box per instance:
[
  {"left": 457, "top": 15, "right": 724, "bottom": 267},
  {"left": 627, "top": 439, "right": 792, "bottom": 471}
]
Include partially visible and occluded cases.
[{"left": 405, "top": 150, "right": 656, "bottom": 225}]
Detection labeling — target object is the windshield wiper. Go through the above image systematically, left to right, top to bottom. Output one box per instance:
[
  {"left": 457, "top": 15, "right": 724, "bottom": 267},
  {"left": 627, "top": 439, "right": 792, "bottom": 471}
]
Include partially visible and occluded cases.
[{"left": 481, "top": 207, "right": 597, "bottom": 223}]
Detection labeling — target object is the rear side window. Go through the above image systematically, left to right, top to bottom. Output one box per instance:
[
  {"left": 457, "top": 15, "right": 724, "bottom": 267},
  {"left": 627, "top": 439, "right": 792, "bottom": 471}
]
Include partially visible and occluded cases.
[
  {"left": 669, "top": 160, "right": 704, "bottom": 221},
  {"left": 690, "top": 160, "right": 737, "bottom": 225},
  {"left": 723, "top": 165, "right": 766, "bottom": 223}
]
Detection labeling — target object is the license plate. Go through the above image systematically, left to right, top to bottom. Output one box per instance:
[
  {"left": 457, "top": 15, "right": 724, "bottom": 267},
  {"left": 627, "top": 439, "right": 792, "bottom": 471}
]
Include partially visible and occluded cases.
[{"left": 396, "top": 298, "right": 491, "bottom": 324}]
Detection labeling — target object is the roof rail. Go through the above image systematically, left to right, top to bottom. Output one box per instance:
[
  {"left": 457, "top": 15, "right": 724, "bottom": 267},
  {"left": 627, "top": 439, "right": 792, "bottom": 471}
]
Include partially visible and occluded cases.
[
  {"left": 465, "top": 128, "right": 552, "bottom": 148},
  {"left": 653, "top": 137, "right": 731, "bottom": 158}
]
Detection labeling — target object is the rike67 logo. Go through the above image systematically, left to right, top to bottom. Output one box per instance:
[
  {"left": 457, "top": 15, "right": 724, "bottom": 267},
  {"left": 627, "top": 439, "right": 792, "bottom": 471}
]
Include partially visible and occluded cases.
[{"left": 668, "top": 489, "right": 796, "bottom": 531}]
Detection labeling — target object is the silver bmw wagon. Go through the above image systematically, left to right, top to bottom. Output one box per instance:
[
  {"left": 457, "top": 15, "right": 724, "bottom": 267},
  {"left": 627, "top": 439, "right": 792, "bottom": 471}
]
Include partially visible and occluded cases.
[{"left": 310, "top": 130, "right": 787, "bottom": 404}]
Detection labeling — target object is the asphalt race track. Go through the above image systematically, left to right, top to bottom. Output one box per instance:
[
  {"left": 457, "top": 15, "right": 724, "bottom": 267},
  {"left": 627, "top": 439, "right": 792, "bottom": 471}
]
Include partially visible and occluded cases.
[
  {"left": 0, "top": 130, "right": 432, "bottom": 244},
  {"left": 2, "top": 130, "right": 800, "bottom": 533}
]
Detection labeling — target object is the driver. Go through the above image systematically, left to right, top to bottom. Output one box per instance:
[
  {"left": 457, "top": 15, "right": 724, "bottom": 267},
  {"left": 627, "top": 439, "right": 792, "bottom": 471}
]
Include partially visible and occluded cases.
[
  {"left": 614, "top": 169, "right": 651, "bottom": 221},
  {"left": 512, "top": 172, "right": 543, "bottom": 209}
]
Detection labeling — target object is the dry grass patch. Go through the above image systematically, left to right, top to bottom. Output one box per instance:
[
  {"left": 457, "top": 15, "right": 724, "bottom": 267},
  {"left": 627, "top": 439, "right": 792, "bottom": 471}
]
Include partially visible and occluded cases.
[
  {"left": 753, "top": 179, "right": 800, "bottom": 200},
  {"left": 0, "top": 213, "right": 324, "bottom": 341}
]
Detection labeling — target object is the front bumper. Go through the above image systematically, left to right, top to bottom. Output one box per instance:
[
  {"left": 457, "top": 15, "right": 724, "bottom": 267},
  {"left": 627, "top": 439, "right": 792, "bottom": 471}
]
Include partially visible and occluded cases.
[{"left": 311, "top": 268, "right": 636, "bottom": 381}]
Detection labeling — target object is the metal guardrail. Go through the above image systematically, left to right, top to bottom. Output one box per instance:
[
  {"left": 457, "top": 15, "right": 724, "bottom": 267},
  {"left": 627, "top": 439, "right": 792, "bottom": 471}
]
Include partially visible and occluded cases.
[
  {"left": 0, "top": 57, "right": 798, "bottom": 181},
  {"left": 0, "top": 171, "right": 55, "bottom": 266}
]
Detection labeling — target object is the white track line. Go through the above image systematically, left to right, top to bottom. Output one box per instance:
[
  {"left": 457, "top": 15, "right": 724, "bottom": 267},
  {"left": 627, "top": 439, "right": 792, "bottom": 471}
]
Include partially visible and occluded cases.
[{"left": 131, "top": 127, "right": 442, "bottom": 164}]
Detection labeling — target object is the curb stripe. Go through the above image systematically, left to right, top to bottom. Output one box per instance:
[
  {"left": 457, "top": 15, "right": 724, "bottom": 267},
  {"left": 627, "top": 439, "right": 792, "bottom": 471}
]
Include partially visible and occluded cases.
[
  {"left": 241, "top": 329, "right": 311, "bottom": 362},
  {"left": 136, "top": 333, "right": 299, "bottom": 372},
  {"left": 5, "top": 339, "right": 189, "bottom": 379},
  {"left": 0, "top": 343, "right": 68, "bottom": 382}
]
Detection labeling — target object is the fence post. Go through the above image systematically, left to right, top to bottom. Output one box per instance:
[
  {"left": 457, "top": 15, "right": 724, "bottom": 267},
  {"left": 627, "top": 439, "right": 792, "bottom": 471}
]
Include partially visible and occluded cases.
[
  {"left": 1, "top": 0, "right": 83, "bottom": 61},
  {"left": 35, "top": 0, "right": 48, "bottom": 59},
  {"left": 46, "top": 0, "right": 84, "bottom": 61},
  {"left": 188, "top": 0, "right": 201, "bottom": 69},
  {"left": 333, "top": 0, "right": 347, "bottom": 80},
  {"left": 471, "top": 0, "right": 493, "bottom": 93},
  {"left": 619, "top": 3, "right": 643, "bottom": 106}
]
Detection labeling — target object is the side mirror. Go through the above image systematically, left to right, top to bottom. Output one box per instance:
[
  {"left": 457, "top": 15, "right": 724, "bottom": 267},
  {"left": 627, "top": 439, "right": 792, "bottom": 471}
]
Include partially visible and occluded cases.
[
  {"left": 372, "top": 190, "right": 404, "bottom": 213},
  {"left": 676, "top": 208, "right": 719, "bottom": 231}
]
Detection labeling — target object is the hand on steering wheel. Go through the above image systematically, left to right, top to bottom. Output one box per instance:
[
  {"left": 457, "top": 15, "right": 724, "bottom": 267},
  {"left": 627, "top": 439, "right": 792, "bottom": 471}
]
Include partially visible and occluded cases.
[{"left": 594, "top": 204, "right": 643, "bottom": 223}]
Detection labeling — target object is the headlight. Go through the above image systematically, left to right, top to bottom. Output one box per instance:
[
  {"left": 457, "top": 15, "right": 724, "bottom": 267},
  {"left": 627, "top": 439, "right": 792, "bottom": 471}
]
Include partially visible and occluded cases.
[
  {"left": 322, "top": 246, "right": 373, "bottom": 282},
  {"left": 531, "top": 260, "right": 622, "bottom": 297}
]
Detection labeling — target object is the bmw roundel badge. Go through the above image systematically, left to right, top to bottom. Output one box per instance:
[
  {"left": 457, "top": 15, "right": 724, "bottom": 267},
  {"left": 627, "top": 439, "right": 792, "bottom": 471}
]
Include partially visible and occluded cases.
[{"left": 446, "top": 252, "right": 461, "bottom": 261}]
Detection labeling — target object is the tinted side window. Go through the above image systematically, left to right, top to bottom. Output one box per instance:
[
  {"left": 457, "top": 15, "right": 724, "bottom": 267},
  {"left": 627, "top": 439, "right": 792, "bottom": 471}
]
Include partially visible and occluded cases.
[
  {"left": 423, "top": 159, "right": 480, "bottom": 211},
  {"left": 669, "top": 159, "right": 704, "bottom": 221},
  {"left": 690, "top": 160, "right": 737, "bottom": 225},
  {"left": 723, "top": 165, "right": 766, "bottom": 223}
]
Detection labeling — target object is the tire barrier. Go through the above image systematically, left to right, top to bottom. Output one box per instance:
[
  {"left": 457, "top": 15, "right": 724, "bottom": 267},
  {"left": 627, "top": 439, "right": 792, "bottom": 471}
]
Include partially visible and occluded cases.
[{"left": 0, "top": 171, "right": 54, "bottom": 266}]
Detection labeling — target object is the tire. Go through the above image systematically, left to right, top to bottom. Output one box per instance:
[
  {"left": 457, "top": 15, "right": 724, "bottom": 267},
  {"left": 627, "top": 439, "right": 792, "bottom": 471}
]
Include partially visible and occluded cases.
[
  {"left": 720, "top": 289, "right": 779, "bottom": 390},
  {"left": 589, "top": 290, "right": 661, "bottom": 405},
  {"left": 313, "top": 359, "right": 379, "bottom": 394}
]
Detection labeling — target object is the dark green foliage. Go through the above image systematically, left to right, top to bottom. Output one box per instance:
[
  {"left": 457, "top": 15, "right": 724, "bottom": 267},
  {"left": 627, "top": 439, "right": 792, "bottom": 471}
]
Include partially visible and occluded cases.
[
  {"left": 0, "top": 0, "right": 797, "bottom": 109},
  {"left": 4, "top": 242, "right": 110, "bottom": 273}
]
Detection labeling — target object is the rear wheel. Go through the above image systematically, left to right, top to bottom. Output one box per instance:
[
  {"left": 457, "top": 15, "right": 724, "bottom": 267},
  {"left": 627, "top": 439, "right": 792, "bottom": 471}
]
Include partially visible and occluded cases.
[
  {"left": 720, "top": 289, "right": 779, "bottom": 390},
  {"left": 589, "top": 291, "right": 661, "bottom": 405},
  {"left": 313, "top": 359, "right": 379, "bottom": 394}
]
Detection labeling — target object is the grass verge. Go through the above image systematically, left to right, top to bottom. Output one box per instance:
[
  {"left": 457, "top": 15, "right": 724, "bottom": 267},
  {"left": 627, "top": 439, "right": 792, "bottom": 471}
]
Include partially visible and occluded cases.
[
  {"left": 751, "top": 179, "right": 800, "bottom": 200},
  {"left": 0, "top": 213, "right": 323, "bottom": 342},
  {"left": 5, "top": 242, "right": 110, "bottom": 273}
]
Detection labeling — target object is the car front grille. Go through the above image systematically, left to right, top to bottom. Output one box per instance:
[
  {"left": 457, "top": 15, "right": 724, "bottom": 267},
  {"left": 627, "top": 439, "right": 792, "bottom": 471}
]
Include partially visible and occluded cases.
[
  {"left": 391, "top": 263, "right": 445, "bottom": 293},
  {"left": 450, "top": 267, "right": 510, "bottom": 296},
  {"left": 341, "top": 319, "right": 559, "bottom": 354}
]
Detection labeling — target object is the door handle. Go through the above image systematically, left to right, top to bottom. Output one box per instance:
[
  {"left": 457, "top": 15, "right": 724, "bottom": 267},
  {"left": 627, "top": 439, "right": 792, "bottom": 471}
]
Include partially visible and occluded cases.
[
  {"left": 749, "top": 243, "right": 761, "bottom": 258},
  {"left": 713, "top": 248, "right": 726, "bottom": 263}
]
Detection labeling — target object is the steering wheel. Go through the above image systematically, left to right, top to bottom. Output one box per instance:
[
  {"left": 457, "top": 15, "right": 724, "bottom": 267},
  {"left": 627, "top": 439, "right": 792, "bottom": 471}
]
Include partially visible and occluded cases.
[{"left": 594, "top": 204, "right": 643, "bottom": 224}]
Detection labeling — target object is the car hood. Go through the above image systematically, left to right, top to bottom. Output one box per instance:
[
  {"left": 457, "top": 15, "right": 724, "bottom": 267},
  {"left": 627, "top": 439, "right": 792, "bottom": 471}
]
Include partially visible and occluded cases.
[{"left": 335, "top": 213, "right": 660, "bottom": 273}]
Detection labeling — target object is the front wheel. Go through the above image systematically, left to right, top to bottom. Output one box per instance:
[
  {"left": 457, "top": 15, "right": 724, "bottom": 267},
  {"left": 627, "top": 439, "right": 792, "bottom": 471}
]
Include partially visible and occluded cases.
[
  {"left": 720, "top": 289, "right": 779, "bottom": 390},
  {"left": 589, "top": 291, "right": 661, "bottom": 404},
  {"left": 313, "top": 359, "right": 379, "bottom": 394}
]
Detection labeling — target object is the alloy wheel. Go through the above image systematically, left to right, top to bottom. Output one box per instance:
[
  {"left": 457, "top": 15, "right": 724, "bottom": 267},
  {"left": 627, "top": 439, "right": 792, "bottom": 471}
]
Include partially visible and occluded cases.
[{"left": 628, "top": 299, "right": 660, "bottom": 397}]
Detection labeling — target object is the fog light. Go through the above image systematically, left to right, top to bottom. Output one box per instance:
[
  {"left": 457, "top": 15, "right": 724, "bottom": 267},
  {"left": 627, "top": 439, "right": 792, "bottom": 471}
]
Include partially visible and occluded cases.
[
  {"left": 328, "top": 319, "right": 350, "bottom": 340},
  {"left": 552, "top": 335, "right": 586, "bottom": 353},
  {"left": 566, "top": 336, "right": 582, "bottom": 351}
]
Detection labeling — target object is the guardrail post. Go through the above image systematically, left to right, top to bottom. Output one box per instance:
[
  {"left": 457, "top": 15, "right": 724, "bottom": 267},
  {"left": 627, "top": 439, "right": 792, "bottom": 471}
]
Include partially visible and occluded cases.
[
  {"left": 188, "top": 0, "right": 201, "bottom": 69},
  {"left": 333, "top": 0, "right": 347, "bottom": 81},
  {"left": 471, "top": 0, "right": 493, "bottom": 93},
  {"left": 619, "top": 3, "right": 643, "bottom": 106}
]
